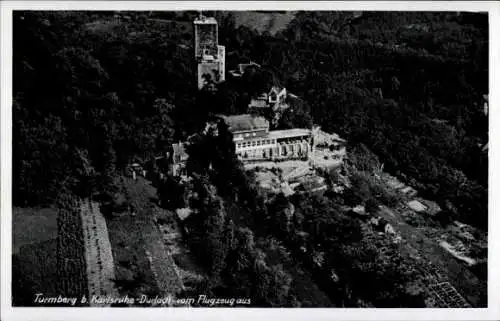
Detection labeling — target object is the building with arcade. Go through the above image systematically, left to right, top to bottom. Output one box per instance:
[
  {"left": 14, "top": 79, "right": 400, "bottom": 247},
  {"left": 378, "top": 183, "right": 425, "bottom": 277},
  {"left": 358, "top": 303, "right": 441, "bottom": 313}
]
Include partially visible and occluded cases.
[{"left": 216, "top": 114, "right": 312, "bottom": 162}]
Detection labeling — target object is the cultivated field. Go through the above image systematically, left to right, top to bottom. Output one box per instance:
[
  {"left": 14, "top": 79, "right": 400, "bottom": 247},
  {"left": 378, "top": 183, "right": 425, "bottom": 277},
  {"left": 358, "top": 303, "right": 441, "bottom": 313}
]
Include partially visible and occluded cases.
[{"left": 105, "top": 177, "right": 184, "bottom": 304}]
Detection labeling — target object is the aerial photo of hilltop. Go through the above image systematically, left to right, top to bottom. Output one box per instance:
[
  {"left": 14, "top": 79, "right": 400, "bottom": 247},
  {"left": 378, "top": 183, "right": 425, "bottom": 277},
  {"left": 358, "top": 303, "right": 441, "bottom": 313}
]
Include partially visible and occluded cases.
[{"left": 11, "top": 9, "right": 488, "bottom": 309}]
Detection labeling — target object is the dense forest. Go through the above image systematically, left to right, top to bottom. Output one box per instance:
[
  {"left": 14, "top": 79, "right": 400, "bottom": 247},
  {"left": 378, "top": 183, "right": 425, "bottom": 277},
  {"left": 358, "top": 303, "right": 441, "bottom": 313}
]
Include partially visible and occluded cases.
[{"left": 13, "top": 10, "right": 488, "bottom": 307}]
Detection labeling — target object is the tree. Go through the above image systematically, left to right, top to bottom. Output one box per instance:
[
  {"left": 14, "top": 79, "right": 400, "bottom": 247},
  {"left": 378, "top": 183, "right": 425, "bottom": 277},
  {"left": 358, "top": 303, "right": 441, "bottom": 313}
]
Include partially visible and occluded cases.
[
  {"left": 157, "top": 175, "right": 185, "bottom": 209},
  {"left": 183, "top": 175, "right": 233, "bottom": 287},
  {"left": 222, "top": 227, "right": 258, "bottom": 297}
]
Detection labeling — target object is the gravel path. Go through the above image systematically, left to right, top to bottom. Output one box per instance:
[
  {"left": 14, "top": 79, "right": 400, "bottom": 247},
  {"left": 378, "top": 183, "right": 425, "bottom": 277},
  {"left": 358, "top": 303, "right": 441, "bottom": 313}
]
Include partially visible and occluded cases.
[{"left": 81, "top": 199, "right": 119, "bottom": 306}]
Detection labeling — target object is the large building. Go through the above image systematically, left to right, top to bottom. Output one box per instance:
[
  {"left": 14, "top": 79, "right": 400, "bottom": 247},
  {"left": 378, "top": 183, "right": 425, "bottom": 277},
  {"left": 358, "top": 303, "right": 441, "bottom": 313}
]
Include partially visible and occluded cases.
[
  {"left": 193, "top": 14, "right": 225, "bottom": 89},
  {"left": 217, "top": 114, "right": 312, "bottom": 161}
]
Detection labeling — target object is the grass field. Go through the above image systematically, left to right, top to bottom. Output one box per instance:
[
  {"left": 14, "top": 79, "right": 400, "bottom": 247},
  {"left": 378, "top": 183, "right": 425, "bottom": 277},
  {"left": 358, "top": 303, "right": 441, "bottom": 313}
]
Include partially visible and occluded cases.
[
  {"left": 231, "top": 11, "right": 296, "bottom": 35},
  {"left": 12, "top": 207, "right": 59, "bottom": 305},
  {"left": 13, "top": 207, "right": 58, "bottom": 254},
  {"left": 12, "top": 239, "right": 59, "bottom": 306}
]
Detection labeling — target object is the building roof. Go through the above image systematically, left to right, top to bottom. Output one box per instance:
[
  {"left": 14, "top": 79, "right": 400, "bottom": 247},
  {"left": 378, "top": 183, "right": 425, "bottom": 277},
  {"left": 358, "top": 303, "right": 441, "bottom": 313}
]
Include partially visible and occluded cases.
[
  {"left": 194, "top": 16, "right": 217, "bottom": 24},
  {"left": 238, "top": 61, "right": 261, "bottom": 74},
  {"left": 239, "top": 61, "right": 261, "bottom": 68},
  {"left": 229, "top": 70, "right": 242, "bottom": 77},
  {"left": 270, "top": 85, "right": 285, "bottom": 93},
  {"left": 269, "top": 86, "right": 287, "bottom": 100},
  {"left": 257, "top": 93, "right": 268, "bottom": 100},
  {"left": 248, "top": 98, "right": 268, "bottom": 108},
  {"left": 218, "top": 114, "right": 269, "bottom": 133},
  {"left": 268, "top": 128, "right": 311, "bottom": 140},
  {"left": 176, "top": 208, "right": 193, "bottom": 221}
]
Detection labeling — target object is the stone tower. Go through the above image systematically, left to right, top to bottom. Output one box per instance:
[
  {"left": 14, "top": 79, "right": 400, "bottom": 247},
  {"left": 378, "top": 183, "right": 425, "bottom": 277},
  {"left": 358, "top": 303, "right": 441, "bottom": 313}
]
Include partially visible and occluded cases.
[{"left": 193, "top": 13, "right": 225, "bottom": 89}]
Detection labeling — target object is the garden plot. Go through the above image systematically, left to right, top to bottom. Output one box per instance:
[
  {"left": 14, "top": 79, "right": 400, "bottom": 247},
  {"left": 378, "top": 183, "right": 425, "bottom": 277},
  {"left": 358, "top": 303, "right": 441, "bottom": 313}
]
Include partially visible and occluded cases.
[
  {"left": 106, "top": 177, "right": 183, "bottom": 303},
  {"left": 376, "top": 186, "right": 486, "bottom": 306}
]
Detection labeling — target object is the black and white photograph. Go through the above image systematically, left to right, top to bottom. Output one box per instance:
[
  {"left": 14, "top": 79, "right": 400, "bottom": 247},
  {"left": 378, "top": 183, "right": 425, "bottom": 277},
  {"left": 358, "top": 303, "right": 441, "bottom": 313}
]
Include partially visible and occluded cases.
[{"left": 1, "top": 1, "right": 499, "bottom": 320}]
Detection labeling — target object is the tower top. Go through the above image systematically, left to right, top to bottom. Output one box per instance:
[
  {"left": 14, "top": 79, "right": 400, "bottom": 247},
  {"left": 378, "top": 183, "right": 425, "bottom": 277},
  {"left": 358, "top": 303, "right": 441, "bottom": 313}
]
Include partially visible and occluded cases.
[{"left": 194, "top": 13, "right": 217, "bottom": 24}]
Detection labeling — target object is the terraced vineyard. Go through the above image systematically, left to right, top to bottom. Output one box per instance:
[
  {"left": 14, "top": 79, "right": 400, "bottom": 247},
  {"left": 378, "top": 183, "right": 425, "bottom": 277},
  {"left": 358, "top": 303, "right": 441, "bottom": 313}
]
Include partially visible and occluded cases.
[{"left": 56, "top": 199, "right": 89, "bottom": 306}]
